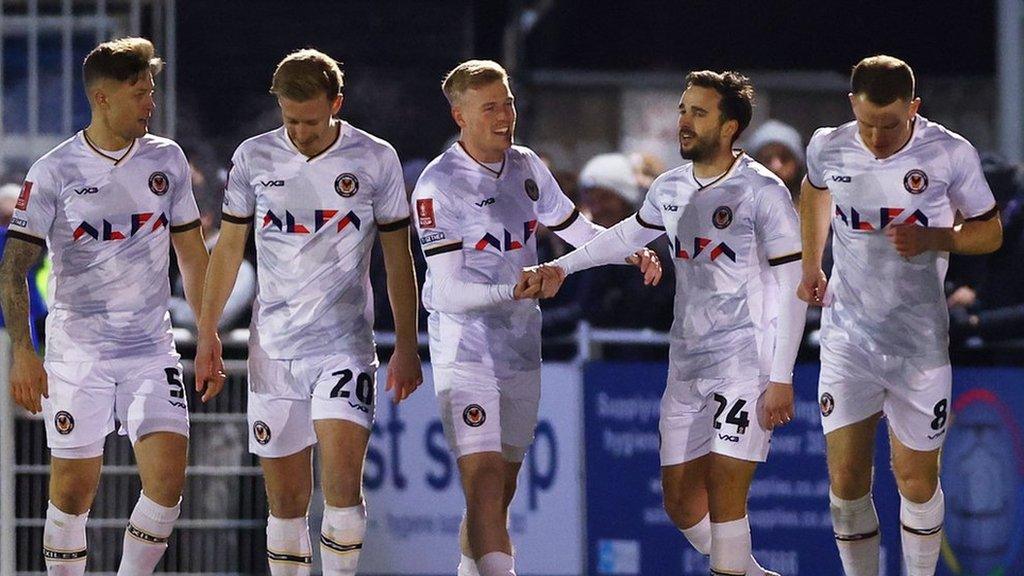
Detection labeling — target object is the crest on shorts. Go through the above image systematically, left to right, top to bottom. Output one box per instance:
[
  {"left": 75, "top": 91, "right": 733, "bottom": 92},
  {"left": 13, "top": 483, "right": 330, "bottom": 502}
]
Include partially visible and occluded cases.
[
  {"left": 903, "top": 169, "right": 928, "bottom": 194},
  {"left": 148, "top": 171, "right": 169, "bottom": 196},
  {"left": 335, "top": 173, "right": 359, "bottom": 198},
  {"left": 524, "top": 179, "right": 539, "bottom": 201},
  {"left": 712, "top": 206, "right": 733, "bottom": 229},
  {"left": 820, "top": 393, "right": 835, "bottom": 417},
  {"left": 463, "top": 404, "right": 486, "bottom": 427},
  {"left": 55, "top": 411, "right": 75, "bottom": 435},
  {"left": 253, "top": 421, "right": 272, "bottom": 445}
]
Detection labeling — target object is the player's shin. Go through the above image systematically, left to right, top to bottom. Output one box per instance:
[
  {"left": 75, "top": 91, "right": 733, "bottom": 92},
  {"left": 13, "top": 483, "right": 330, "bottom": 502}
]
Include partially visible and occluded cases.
[
  {"left": 900, "top": 483, "right": 944, "bottom": 576},
  {"left": 830, "top": 490, "right": 881, "bottom": 576},
  {"left": 117, "top": 491, "right": 180, "bottom": 575},
  {"left": 43, "top": 502, "right": 89, "bottom": 576},
  {"left": 320, "top": 502, "right": 366, "bottom": 576},
  {"left": 266, "top": 515, "right": 312, "bottom": 576}
]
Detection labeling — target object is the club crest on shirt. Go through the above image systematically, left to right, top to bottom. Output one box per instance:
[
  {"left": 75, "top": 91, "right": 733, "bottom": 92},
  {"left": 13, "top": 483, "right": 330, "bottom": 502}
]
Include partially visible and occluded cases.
[
  {"left": 903, "top": 169, "right": 928, "bottom": 194},
  {"left": 148, "top": 171, "right": 169, "bottom": 196},
  {"left": 335, "top": 173, "right": 359, "bottom": 197},
  {"left": 524, "top": 179, "right": 539, "bottom": 201},
  {"left": 712, "top": 206, "right": 733, "bottom": 229},
  {"left": 820, "top": 393, "right": 835, "bottom": 417},
  {"left": 463, "top": 404, "right": 486, "bottom": 427},
  {"left": 55, "top": 411, "right": 75, "bottom": 435},
  {"left": 253, "top": 420, "right": 272, "bottom": 445}
]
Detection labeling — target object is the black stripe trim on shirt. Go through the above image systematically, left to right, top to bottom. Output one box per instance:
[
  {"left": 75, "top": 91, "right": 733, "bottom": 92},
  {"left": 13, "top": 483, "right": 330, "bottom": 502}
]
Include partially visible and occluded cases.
[
  {"left": 302, "top": 123, "right": 341, "bottom": 162},
  {"left": 83, "top": 130, "right": 136, "bottom": 165},
  {"left": 458, "top": 141, "right": 505, "bottom": 177},
  {"left": 806, "top": 177, "right": 829, "bottom": 190},
  {"left": 965, "top": 206, "right": 999, "bottom": 222},
  {"left": 547, "top": 208, "right": 580, "bottom": 232},
  {"left": 221, "top": 212, "right": 255, "bottom": 225},
  {"left": 635, "top": 212, "right": 666, "bottom": 231},
  {"left": 377, "top": 216, "right": 411, "bottom": 232},
  {"left": 170, "top": 219, "right": 201, "bottom": 233},
  {"left": 6, "top": 230, "right": 47, "bottom": 248},
  {"left": 424, "top": 241, "right": 463, "bottom": 257},
  {"left": 768, "top": 252, "right": 802, "bottom": 267},
  {"left": 127, "top": 523, "right": 169, "bottom": 544},
  {"left": 902, "top": 523, "right": 943, "bottom": 536},
  {"left": 834, "top": 529, "right": 880, "bottom": 542},
  {"left": 320, "top": 534, "right": 362, "bottom": 554},
  {"left": 43, "top": 547, "right": 87, "bottom": 561},
  {"left": 267, "top": 550, "right": 312, "bottom": 564},
  {"left": 709, "top": 569, "right": 745, "bottom": 576}
]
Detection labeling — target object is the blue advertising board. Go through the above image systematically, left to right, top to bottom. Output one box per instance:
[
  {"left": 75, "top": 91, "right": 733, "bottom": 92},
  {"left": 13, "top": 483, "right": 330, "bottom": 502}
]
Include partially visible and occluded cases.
[{"left": 584, "top": 362, "right": 1024, "bottom": 576}]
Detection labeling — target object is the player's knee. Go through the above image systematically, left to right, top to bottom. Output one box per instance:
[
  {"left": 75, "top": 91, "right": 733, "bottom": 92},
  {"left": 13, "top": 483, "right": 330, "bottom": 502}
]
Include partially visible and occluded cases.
[
  {"left": 828, "top": 461, "right": 873, "bottom": 499},
  {"left": 892, "top": 468, "right": 938, "bottom": 502},
  {"left": 322, "top": 473, "right": 362, "bottom": 508},
  {"left": 48, "top": 480, "right": 96, "bottom": 514},
  {"left": 267, "top": 488, "right": 312, "bottom": 518},
  {"left": 662, "top": 489, "right": 703, "bottom": 529}
]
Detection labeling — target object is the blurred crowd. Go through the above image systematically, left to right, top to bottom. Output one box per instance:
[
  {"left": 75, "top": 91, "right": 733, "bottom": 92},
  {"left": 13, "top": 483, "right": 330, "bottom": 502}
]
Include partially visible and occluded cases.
[{"left": 2, "top": 118, "right": 1023, "bottom": 359}]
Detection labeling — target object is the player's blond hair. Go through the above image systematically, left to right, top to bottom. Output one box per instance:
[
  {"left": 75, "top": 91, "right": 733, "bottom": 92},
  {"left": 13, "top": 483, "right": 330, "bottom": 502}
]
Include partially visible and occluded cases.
[
  {"left": 83, "top": 37, "right": 163, "bottom": 88},
  {"left": 270, "top": 49, "right": 344, "bottom": 102},
  {"left": 441, "top": 60, "right": 508, "bottom": 106}
]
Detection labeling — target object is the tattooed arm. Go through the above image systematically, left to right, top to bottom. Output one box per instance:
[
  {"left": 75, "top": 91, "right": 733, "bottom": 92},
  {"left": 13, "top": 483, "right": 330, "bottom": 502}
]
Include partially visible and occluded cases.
[{"left": 0, "top": 236, "right": 48, "bottom": 413}]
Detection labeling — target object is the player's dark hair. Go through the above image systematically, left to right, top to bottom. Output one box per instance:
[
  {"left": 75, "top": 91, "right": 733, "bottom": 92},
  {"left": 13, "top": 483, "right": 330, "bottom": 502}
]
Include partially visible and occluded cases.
[
  {"left": 83, "top": 37, "right": 163, "bottom": 88},
  {"left": 851, "top": 55, "right": 915, "bottom": 105},
  {"left": 685, "top": 70, "right": 755, "bottom": 143}
]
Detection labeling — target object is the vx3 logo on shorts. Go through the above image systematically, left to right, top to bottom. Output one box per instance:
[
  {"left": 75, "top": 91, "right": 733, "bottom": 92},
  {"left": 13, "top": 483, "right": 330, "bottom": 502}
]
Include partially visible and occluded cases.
[
  {"left": 834, "top": 205, "right": 930, "bottom": 230},
  {"left": 261, "top": 209, "right": 361, "bottom": 233},
  {"left": 73, "top": 212, "right": 169, "bottom": 241},
  {"left": 475, "top": 220, "right": 538, "bottom": 252},
  {"left": 673, "top": 236, "right": 735, "bottom": 262},
  {"left": 349, "top": 401, "right": 369, "bottom": 413},
  {"left": 717, "top": 434, "right": 740, "bottom": 443}
]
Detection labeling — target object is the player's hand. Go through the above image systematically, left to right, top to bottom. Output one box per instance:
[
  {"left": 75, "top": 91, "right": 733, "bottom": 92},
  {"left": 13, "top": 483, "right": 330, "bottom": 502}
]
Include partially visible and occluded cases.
[
  {"left": 885, "top": 223, "right": 934, "bottom": 258},
  {"left": 626, "top": 248, "right": 662, "bottom": 286},
  {"left": 532, "top": 264, "right": 567, "bottom": 299},
  {"left": 797, "top": 268, "right": 829, "bottom": 306},
  {"left": 514, "top": 269, "right": 544, "bottom": 300},
  {"left": 194, "top": 329, "right": 226, "bottom": 403},
  {"left": 10, "top": 346, "right": 47, "bottom": 414},
  {"left": 386, "top": 346, "right": 423, "bottom": 404},
  {"left": 760, "top": 382, "right": 794, "bottom": 430}
]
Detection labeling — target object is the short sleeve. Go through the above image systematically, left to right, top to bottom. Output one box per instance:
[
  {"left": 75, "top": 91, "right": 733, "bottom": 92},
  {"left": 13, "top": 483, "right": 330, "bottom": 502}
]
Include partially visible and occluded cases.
[
  {"left": 804, "top": 127, "right": 832, "bottom": 190},
  {"left": 948, "top": 141, "right": 997, "bottom": 220},
  {"left": 372, "top": 144, "right": 412, "bottom": 232},
  {"left": 221, "top": 145, "right": 256, "bottom": 223},
  {"left": 169, "top": 147, "right": 201, "bottom": 230},
  {"left": 525, "top": 149, "right": 579, "bottom": 231},
  {"left": 9, "top": 161, "right": 58, "bottom": 247},
  {"left": 411, "top": 174, "right": 463, "bottom": 257},
  {"left": 636, "top": 174, "right": 667, "bottom": 231},
  {"left": 755, "top": 183, "right": 803, "bottom": 263}
]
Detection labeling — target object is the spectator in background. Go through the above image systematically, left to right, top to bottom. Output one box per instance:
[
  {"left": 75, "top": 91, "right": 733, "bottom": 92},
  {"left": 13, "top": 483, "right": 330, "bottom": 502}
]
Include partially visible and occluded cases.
[
  {"left": 747, "top": 119, "right": 804, "bottom": 202},
  {"left": 542, "top": 153, "right": 676, "bottom": 336},
  {"left": 947, "top": 154, "right": 1024, "bottom": 345},
  {"left": 0, "top": 183, "right": 48, "bottom": 349}
]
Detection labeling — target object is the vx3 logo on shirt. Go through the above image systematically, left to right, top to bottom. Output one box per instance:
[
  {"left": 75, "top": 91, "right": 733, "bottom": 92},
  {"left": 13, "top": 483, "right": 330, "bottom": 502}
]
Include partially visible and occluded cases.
[
  {"left": 260, "top": 180, "right": 285, "bottom": 187},
  {"left": 74, "top": 186, "right": 99, "bottom": 195},
  {"left": 475, "top": 197, "right": 496, "bottom": 207},
  {"left": 834, "top": 206, "right": 930, "bottom": 230},
  {"left": 261, "top": 209, "right": 361, "bottom": 233},
  {"left": 73, "top": 212, "right": 168, "bottom": 241},
  {"left": 475, "top": 220, "right": 538, "bottom": 252},
  {"left": 672, "top": 236, "right": 736, "bottom": 262}
]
